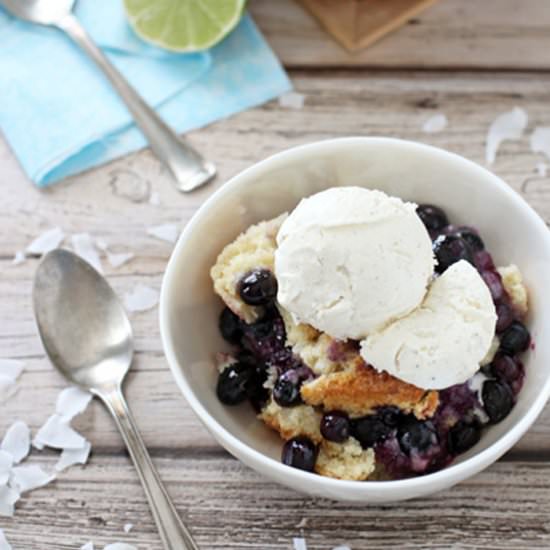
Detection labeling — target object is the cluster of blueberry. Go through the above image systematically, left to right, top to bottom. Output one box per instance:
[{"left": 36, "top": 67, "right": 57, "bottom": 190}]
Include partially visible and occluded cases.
[
  {"left": 215, "top": 205, "right": 531, "bottom": 478},
  {"left": 217, "top": 269, "right": 314, "bottom": 414}
]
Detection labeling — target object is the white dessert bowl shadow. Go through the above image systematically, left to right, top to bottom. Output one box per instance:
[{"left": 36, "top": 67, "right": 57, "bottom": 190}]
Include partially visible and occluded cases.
[{"left": 160, "top": 137, "right": 550, "bottom": 503}]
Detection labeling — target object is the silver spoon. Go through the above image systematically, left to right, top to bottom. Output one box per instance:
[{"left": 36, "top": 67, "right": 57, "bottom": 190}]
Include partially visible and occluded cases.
[
  {"left": 1, "top": 0, "right": 216, "bottom": 193},
  {"left": 33, "top": 249, "right": 199, "bottom": 550}
]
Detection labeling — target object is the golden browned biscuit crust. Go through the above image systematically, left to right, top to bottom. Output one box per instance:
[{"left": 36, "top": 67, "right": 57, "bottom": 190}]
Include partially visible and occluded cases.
[
  {"left": 210, "top": 214, "right": 286, "bottom": 323},
  {"left": 498, "top": 264, "right": 528, "bottom": 317},
  {"left": 301, "top": 358, "right": 439, "bottom": 419},
  {"left": 259, "top": 399, "right": 323, "bottom": 443},
  {"left": 315, "top": 438, "right": 375, "bottom": 480}
]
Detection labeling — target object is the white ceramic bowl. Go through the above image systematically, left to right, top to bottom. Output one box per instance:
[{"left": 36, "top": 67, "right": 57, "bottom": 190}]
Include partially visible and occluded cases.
[{"left": 160, "top": 137, "right": 550, "bottom": 502}]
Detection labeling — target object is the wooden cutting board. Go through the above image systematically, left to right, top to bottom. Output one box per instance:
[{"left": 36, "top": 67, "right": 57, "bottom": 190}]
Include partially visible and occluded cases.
[{"left": 298, "top": 0, "right": 440, "bottom": 51}]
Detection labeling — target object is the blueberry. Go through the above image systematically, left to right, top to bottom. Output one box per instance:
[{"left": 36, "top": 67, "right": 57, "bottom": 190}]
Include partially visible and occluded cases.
[
  {"left": 416, "top": 204, "right": 449, "bottom": 233},
  {"left": 456, "top": 227, "right": 484, "bottom": 252},
  {"left": 433, "top": 234, "right": 474, "bottom": 273},
  {"left": 473, "top": 250, "right": 495, "bottom": 272},
  {"left": 238, "top": 269, "right": 278, "bottom": 306},
  {"left": 481, "top": 270, "right": 505, "bottom": 302},
  {"left": 495, "top": 302, "right": 514, "bottom": 333},
  {"left": 219, "top": 307, "right": 243, "bottom": 344},
  {"left": 241, "top": 313, "right": 287, "bottom": 361},
  {"left": 500, "top": 321, "right": 530, "bottom": 356},
  {"left": 265, "top": 347, "right": 303, "bottom": 372},
  {"left": 237, "top": 353, "right": 269, "bottom": 411},
  {"left": 490, "top": 354, "right": 521, "bottom": 384},
  {"left": 216, "top": 362, "right": 252, "bottom": 405},
  {"left": 273, "top": 366, "right": 314, "bottom": 407},
  {"left": 482, "top": 380, "right": 514, "bottom": 423},
  {"left": 378, "top": 406, "right": 401, "bottom": 427},
  {"left": 320, "top": 411, "right": 350, "bottom": 443},
  {"left": 351, "top": 415, "right": 394, "bottom": 448},
  {"left": 397, "top": 417, "right": 438, "bottom": 455},
  {"left": 448, "top": 421, "right": 481, "bottom": 454},
  {"left": 281, "top": 437, "right": 317, "bottom": 472}
]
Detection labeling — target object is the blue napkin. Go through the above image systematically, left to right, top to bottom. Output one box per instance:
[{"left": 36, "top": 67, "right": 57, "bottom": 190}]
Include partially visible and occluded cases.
[{"left": 0, "top": 1, "right": 291, "bottom": 186}]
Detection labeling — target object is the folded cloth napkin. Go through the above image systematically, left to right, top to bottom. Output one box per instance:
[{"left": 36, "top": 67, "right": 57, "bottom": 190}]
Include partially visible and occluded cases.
[{"left": 0, "top": 1, "right": 291, "bottom": 186}]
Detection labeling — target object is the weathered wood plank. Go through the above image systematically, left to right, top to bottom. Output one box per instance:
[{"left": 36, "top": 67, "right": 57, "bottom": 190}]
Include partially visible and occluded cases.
[
  {"left": 250, "top": 0, "right": 550, "bottom": 70},
  {"left": 2, "top": 70, "right": 550, "bottom": 548},
  {"left": 2, "top": 71, "right": 550, "bottom": 453},
  {"left": 2, "top": 456, "right": 550, "bottom": 549}
]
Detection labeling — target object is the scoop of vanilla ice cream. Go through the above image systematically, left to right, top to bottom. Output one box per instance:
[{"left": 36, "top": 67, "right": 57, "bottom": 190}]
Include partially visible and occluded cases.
[
  {"left": 274, "top": 187, "right": 435, "bottom": 340},
  {"left": 360, "top": 260, "right": 497, "bottom": 389}
]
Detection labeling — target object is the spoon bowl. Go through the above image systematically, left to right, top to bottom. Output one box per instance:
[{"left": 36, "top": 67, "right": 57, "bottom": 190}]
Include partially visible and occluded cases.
[
  {"left": 1, "top": 0, "right": 75, "bottom": 25},
  {"left": 33, "top": 248, "right": 132, "bottom": 393},
  {"left": 33, "top": 248, "right": 198, "bottom": 549}
]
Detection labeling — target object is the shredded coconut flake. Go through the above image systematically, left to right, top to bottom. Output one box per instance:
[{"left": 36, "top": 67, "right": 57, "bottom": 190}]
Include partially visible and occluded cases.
[
  {"left": 279, "top": 92, "right": 305, "bottom": 110},
  {"left": 486, "top": 107, "right": 528, "bottom": 165},
  {"left": 422, "top": 113, "right": 448, "bottom": 133},
  {"left": 530, "top": 126, "right": 550, "bottom": 160},
  {"left": 536, "top": 162, "right": 548, "bottom": 177},
  {"left": 149, "top": 191, "right": 161, "bottom": 206},
  {"left": 146, "top": 224, "right": 179, "bottom": 243},
  {"left": 26, "top": 227, "right": 65, "bottom": 255},
  {"left": 71, "top": 233, "right": 103, "bottom": 274},
  {"left": 94, "top": 238, "right": 134, "bottom": 268},
  {"left": 96, "top": 238, "right": 109, "bottom": 252},
  {"left": 12, "top": 251, "right": 25, "bottom": 265},
  {"left": 107, "top": 252, "right": 134, "bottom": 269},
  {"left": 124, "top": 285, "right": 159, "bottom": 313},
  {"left": 0, "top": 360, "right": 24, "bottom": 403},
  {"left": 0, "top": 360, "right": 24, "bottom": 381},
  {"left": 56, "top": 387, "right": 92, "bottom": 421},
  {"left": 33, "top": 414, "right": 87, "bottom": 451},
  {"left": 1, "top": 421, "right": 30, "bottom": 464},
  {"left": 55, "top": 440, "right": 91, "bottom": 472},
  {"left": 0, "top": 452, "right": 13, "bottom": 486},
  {"left": 11, "top": 465, "right": 55, "bottom": 494},
  {"left": 0, "top": 484, "right": 19, "bottom": 517},
  {"left": 296, "top": 518, "right": 308, "bottom": 528},
  {"left": 123, "top": 523, "right": 134, "bottom": 533},
  {"left": 0, "top": 528, "right": 12, "bottom": 550},
  {"left": 293, "top": 538, "right": 308, "bottom": 550},
  {"left": 80, "top": 543, "right": 94, "bottom": 550},
  {"left": 103, "top": 544, "right": 138, "bottom": 550}
]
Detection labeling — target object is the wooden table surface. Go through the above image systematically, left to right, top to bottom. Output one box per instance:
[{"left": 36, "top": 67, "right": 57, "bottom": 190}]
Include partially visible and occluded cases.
[{"left": 2, "top": 1, "right": 550, "bottom": 548}]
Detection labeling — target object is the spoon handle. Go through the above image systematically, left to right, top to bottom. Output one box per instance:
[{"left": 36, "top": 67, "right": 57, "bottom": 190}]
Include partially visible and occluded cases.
[
  {"left": 54, "top": 13, "right": 216, "bottom": 193},
  {"left": 99, "top": 387, "right": 199, "bottom": 550}
]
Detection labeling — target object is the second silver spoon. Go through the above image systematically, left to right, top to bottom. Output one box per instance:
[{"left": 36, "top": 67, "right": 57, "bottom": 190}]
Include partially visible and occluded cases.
[{"left": 33, "top": 249, "right": 199, "bottom": 550}]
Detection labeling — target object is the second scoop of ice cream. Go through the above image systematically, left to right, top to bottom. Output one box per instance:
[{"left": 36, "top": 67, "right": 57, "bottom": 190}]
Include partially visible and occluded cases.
[
  {"left": 274, "top": 187, "right": 435, "bottom": 340},
  {"left": 360, "top": 260, "right": 497, "bottom": 389}
]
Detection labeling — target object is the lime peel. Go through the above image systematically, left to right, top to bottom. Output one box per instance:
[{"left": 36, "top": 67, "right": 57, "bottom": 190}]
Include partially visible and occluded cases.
[{"left": 124, "top": 0, "right": 246, "bottom": 53}]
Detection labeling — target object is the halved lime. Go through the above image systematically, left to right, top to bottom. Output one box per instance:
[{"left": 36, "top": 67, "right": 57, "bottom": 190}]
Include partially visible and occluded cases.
[{"left": 124, "top": 0, "right": 246, "bottom": 52}]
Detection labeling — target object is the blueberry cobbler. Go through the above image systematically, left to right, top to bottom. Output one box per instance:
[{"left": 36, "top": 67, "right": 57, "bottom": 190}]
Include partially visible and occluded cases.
[{"left": 210, "top": 187, "right": 530, "bottom": 480}]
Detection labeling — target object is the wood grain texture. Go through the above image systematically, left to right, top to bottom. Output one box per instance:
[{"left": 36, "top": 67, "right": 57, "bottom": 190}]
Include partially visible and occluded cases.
[
  {"left": 250, "top": 0, "right": 550, "bottom": 70},
  {"left": 2, "top": 70, "right": 550, "bottom": 548},
  {"left": 3, "top": 456, "right": 550, "bottom": 550}
]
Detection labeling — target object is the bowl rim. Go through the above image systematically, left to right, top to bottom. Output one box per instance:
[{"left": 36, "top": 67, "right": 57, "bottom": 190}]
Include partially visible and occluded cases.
[{"left": 160, "top": 136, "right": 550, "bottom": 494}]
